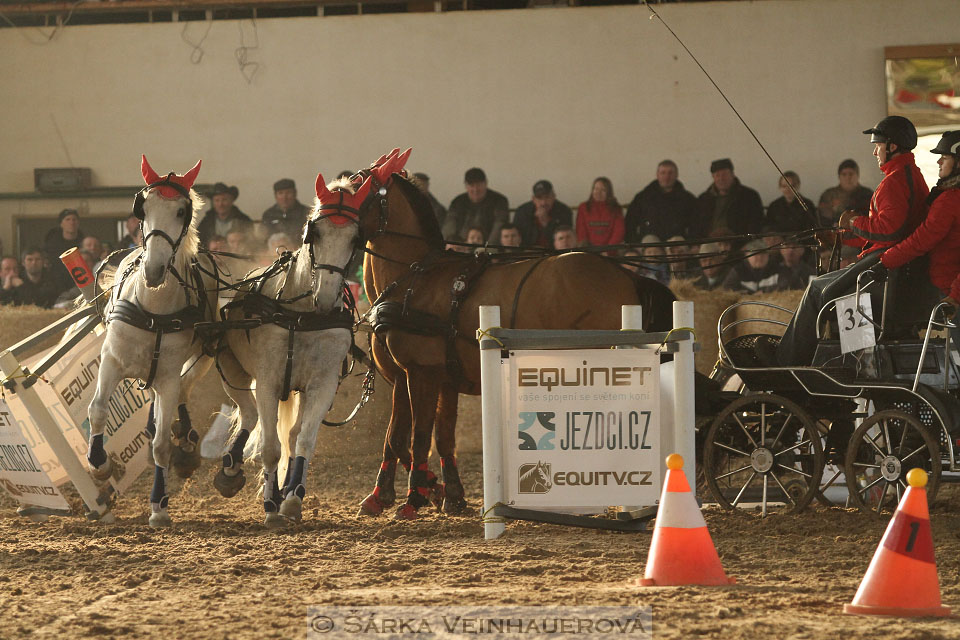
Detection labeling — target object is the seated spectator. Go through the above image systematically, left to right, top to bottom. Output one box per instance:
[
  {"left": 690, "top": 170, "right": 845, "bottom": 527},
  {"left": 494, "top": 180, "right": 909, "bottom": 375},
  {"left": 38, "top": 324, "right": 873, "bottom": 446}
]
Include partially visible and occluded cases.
[
  {"left": 625, "top": 159, "right": 697, "bottom": 242},
  {"left": 694, "top": 159, "right": 764, "bottom": 243},
  {"left": 817, "top": 159, "right": 874, "bottom": 225},
  {"left": 442, "top": 168, "right": 509, "bottom": 243},
  {"left": 765, "top": 171, "right": 817, "bottom": 234},
  {"left": 413, "top": 172, "right": 448, "bottom": 229},
  {"left": 576, "top": 177, "right": 625, "bottom": 250},
  {"left": 261, "top": 179, "right": 310, "bottom": 241},
  {"left": 513, "top": 180, "right": 573, "bottom": 248},
  {"left": 198, "top": 183, "right": 252, "bottom": 246},
  {"left": 44, "top": 208, "right": 85, "bottom": 293},
  {"left": 119, "top": 212, "right": 140, "bottom": 249},
  {"left": 498, "top": 223, "right": 522, "bottom": 251},
  {"left": 552, "top": 225, "right": 578, "bottom": 251},
  {"left": 464, "top": 226, "right": 485, "bottom": 248},
  {"left": 226, "top": 230, "right": 252, "bottom": 255},
  {"left": 637, "top": 234, "right": 670, "bottom": 285},
  {"left": 207, "top": 235, "right": 228, "bottom": 253},
  {"left": 445, "top": 235, "right": 472, "bottom": 254},
  {"left": 665, "top": 235, "right": 699, "bottom": 279},
  {"left": 81, "top": 236, "right": 106, "bottom": 263},
  {"left": 722, "top": 238, "right": 789, "bottom": 293},
  {"left": 692, "top": 242, "right": 729, "bottom": 290},
  {"left": 777, "top": 243, "right": 816, "bottom": 289},
  {"left": 0, "top": 248, "right": 60, "bottom": 308},
  {"left": 621, "top": 248, "right": 642, "bottom": 273},
  {"left": 1, "top": 256, "right": 22, "bottom": 293}
]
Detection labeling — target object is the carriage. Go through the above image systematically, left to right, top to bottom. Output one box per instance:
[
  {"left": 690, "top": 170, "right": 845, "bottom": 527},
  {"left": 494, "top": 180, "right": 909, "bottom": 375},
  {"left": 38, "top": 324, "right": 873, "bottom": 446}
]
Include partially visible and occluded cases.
[{"left": 698, "top": 254, "right": 960, "bottom": 515}]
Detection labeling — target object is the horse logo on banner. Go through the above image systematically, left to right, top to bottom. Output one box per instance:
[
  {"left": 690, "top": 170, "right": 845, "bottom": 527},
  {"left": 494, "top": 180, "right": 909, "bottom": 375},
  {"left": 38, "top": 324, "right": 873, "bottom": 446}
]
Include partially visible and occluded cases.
[{"left": 518, "top": 462, "right": 553, "bottom": 494}]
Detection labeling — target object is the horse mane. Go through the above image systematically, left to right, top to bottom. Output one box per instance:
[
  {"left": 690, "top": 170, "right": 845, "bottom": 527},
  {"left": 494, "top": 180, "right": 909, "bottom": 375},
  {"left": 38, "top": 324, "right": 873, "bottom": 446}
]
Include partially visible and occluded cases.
[
  {"left": 392, "top": 174, "right": 444, "bottom": 250},
  {"left": 181, "top": 190, "right": 205, "bottom": 257}
]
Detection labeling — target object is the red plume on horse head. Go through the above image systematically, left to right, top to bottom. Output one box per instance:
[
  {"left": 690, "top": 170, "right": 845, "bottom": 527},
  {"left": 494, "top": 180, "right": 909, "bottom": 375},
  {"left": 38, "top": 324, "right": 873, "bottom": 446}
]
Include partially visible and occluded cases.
[
  {"left": 371, "top": 148, "right": 412, "bottom": 184},
  {"left": 141, "top": 155, "right": 202, "bottom": 199},
  {"left": 314, "top": 172, "right": 373, "bottom": 225}
]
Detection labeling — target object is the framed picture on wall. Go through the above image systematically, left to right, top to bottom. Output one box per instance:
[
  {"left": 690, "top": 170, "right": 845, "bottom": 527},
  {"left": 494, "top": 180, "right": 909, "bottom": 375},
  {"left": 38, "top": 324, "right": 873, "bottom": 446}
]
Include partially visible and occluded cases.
[{"left": 885, "top": 44, "right": 960, "bottom": 128}]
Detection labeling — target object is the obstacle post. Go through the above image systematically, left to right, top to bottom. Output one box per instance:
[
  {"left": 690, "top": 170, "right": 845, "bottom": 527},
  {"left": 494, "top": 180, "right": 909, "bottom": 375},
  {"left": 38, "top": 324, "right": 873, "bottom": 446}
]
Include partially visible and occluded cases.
[
  {"left": 60, "top": 248, "right": 96, "bottom": 302},
  {"left": 672, "top": 301, "right": 697, "bottom": 492},
  {"left": 479, "top": 305, "right": 506, "bottom": 540}
]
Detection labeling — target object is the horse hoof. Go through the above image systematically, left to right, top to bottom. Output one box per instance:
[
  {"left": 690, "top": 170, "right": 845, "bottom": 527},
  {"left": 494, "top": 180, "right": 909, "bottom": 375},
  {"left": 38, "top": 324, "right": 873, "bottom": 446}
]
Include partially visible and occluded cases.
[
  {"left": 171, "top": 447, "right": 201, "bottom": 479},
  {"left": 89, "top": 458, "right": 113, "bottom": 482},
  {"left": 213, "top": 468, "right": 245, "bottom": 498},
  {"left": 430, "top": 484, "right": 445, "bottom": 511},
  {"left": 357, "top": 493, "right": 385, "bottom": 517},
  {"left": 442, "top": 495, "right": 467, "bottom": 515},
  {"left": 279, "top": 496, "right": 302, "bottom": 523},
  {"left": 394, "top": 503, "right": 420, "bottom": 521},
  {"left": 149, "top": 511, "right": 172, "bottom": 528},
  {"left": 264, "top": 512, "right": 288, "bottom": 529}
]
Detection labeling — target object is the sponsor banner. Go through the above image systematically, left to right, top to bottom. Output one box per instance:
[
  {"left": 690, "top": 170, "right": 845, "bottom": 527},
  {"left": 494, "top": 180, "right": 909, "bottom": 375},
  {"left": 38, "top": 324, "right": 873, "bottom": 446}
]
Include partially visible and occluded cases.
[
  {"left": 51, "top": 332, "right": 153, "bottom": 495},
  {"left": 2, "top": 336, "right": 97, "bottom": 486},
  {"left": 503, "top": 349, "right": 661, "bottom": 508},
  {"left": 0, "top": 399, "right": 69, "bottom": 510},
  {"left": 306, "top": 606, "right": 652, "bottom": 639}
]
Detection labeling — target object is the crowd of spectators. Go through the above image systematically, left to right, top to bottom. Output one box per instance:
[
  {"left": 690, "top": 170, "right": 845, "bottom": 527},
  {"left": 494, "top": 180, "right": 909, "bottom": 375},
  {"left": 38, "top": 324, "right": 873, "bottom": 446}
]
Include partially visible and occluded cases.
[{"left": 0, "top": 155, "right": 876, "bottom": 308}]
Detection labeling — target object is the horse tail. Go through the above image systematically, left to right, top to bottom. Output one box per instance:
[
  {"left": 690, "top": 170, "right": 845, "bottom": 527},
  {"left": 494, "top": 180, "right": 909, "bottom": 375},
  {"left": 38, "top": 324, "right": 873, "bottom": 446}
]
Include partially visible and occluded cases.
[
  {"left": 628, "top": 271, "right": 676, "bottom": 332},
  {"left": 276, "top": 392, "right": 301, "bottom": 462}
]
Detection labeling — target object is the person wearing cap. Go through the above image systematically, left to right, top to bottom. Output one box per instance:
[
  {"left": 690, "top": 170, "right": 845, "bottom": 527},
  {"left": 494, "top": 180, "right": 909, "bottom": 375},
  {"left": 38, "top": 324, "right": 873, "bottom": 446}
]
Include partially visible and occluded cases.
[
  {"left": 775, "top": 116, "right": 929, "bottom": 366},
  {"left": 880, "top": 131, "right": 960, "bottom": 323},
  {"left": 694, "top": 158, "right": 764, "bottom": 243},
  {"left": 625, "top": 159, "right": 698, "bottom": 243},
  {"left": 817, "top": 159, "right": 873, "bottom": 225},
  {"left": 442, "top": 167, "right": 509, "bottom": 244},
  {"left": 765, "top": 171, "right": 817, "bottom": 235},
  {"left": 412, "top": 172, "right": 447, "bottom": 228},
  {"left": 576, "top": 177, "right": 625, "bottom": 251},
  {"left": 261, "top": 178, "right": 310, "bottom": 241},
  {"left": 512, "top": 179, "right": 573, "bottom": 248},
  {"left": 198, "top": 182, "right": 252, "bottom": 246},
  {"left": 43, "top": 208, "right": 86, "bottom": 293},
  {"left": 722, "top": 238, "right": 790, "bottom": 294}
]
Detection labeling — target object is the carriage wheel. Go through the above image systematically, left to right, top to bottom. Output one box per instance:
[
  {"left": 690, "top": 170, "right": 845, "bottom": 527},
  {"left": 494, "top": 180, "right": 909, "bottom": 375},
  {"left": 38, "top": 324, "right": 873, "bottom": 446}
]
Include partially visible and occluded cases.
[
  {"left": 703, "top": 393, "right": 824, "bottom": 515},
  {"left": 844, "top": 410, "right": 941, "bottom": 515}
]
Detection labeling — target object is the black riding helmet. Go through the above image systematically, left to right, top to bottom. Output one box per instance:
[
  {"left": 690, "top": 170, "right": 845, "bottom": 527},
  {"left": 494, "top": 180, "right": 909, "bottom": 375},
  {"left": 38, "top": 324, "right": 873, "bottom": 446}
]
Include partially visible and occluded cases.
[
  {"left": 863, "top": 115, "right": 918, "bottom": 151},
  {"left": 930, "top": 130, "right": 960, "bottom": 156}
]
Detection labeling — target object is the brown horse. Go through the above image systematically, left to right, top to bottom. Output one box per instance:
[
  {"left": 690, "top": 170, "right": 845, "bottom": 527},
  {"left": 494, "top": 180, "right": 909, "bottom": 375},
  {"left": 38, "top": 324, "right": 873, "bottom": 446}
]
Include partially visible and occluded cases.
[{"left": 355, "top": 149, "right": 676, "bottom": 519}]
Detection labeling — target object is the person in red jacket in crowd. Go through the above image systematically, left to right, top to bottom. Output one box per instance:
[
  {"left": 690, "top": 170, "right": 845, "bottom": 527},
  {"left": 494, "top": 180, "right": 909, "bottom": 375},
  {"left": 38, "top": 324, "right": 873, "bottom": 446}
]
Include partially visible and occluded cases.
[
  {"left": 774, "top": 116, "right": 928, "bottom": 366},
  {"left": 881, "top": 131, "right": 960, "bottom": 320},
  {"left": 576, "top": 177, "right": 625, "bottom": 251}
]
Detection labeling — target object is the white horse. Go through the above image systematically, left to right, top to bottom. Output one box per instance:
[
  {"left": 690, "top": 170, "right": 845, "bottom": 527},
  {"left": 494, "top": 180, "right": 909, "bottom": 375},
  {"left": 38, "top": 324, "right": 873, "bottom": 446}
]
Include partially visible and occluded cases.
[
  {"left": 88, "top": 155, "right": 218, "bottom": 527},
  {"left": 214, "top": 172, "right": 368, "bottom": 526}
]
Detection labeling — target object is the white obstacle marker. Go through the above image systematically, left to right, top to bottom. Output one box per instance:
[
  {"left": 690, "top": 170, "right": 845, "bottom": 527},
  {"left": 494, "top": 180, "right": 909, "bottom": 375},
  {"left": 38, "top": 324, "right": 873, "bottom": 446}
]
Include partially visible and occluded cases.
[{"left": 479, "top": 302, "right": 697, "bottom": 540}]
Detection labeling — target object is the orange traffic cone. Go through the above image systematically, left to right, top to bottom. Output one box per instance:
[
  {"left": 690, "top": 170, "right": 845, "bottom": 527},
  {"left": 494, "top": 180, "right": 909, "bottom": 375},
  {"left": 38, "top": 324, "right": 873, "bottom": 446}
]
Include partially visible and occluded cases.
[
  {"left": 637, "top": 454, "right": 734, "bottom": 586},
  {"left": 844, "top": 468, "right": 951, "bottom": 617}
]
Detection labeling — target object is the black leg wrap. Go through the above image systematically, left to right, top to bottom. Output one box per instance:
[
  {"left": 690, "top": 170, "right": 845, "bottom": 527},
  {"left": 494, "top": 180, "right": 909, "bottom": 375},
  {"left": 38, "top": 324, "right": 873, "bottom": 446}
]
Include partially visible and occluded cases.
[
  {"left": 145, "top": 403, "right": 156, "bottom": 438},
  {"left": 174, "top": 404, "right": 200, "bottom": 448},
  {"left": 222, "top": 429, "right": 250, "bottom": 469},
  {"left": 87, "top": 434, "right": 107, "bottom": 469},
  {"left": 286, "top": 456, "right": 307, "bottom": 500},
  {"left": 441, "top": 461, "right": 464, "bottom": 499},
  {"left": 150, "top": 465, "right": 169, "bottom": 511},
  {"left": 407, "top": 467, "right": 430, "bottom": 508},
  {"left": 263, "top": 470, "right": 281, "bottom": 513}
]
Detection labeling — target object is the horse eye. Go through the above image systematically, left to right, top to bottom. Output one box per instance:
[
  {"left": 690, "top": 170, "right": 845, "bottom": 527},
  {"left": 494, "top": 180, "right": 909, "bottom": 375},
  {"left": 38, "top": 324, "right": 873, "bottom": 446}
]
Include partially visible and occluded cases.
[{"left": 176, "top": 207, "right": 186, "bottom": 218}]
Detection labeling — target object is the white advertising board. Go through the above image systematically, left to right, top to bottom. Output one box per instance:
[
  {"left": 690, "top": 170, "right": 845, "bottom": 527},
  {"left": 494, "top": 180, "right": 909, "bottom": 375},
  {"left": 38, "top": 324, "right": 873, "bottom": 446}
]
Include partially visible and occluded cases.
[
  {"left": 51, "top": 332, "right": 153, "bottom": 495},
  {"left": 502, "top": 349, "right": 661, "bottom": 509},
  {"left": 0, "top": 399, "right": 70, "bottom": 510}
]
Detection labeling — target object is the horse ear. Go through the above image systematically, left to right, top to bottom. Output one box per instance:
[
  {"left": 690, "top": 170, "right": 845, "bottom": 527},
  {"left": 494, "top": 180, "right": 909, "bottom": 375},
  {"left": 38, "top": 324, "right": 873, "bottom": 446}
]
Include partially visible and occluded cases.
[
  {"left": 141, "top": 155, "right": 160, "bottom": 185},
  {"left": 181, "top": 160, "right": 202, "bottom": 190},
  {"left": 315, "top": 173, "right": 331, "bottom": 199},
  {"left": 354, "top": 176, "right": 373, "bottom": 202}
]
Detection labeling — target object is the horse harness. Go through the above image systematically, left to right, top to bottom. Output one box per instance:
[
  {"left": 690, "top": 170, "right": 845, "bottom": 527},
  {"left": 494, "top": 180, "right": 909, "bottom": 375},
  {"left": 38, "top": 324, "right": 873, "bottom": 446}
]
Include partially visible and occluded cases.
[{"left": 366, "top": 251, "right": 491, "bottom": 386}]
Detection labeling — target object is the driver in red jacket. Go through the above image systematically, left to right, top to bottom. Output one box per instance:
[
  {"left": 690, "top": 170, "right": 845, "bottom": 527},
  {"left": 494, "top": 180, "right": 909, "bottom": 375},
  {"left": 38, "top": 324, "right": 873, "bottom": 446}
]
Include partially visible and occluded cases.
[{"left": 881, "top": 131, "right": 960, "bottom": 315}]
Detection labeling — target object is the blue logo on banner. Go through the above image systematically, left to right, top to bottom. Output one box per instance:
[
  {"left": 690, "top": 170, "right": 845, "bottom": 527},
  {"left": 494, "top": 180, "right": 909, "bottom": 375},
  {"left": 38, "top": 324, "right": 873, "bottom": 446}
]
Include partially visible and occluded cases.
[{"left": 518, "top": 412, "right": 555, "bottom": 450}]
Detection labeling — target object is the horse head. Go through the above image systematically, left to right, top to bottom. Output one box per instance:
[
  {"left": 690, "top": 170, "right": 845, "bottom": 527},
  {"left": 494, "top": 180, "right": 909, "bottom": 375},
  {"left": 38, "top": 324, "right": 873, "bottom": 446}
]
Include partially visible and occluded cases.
[
  {"left": 137, "top": 155, "right": 201, "bottom": 288},
  {"left": 303, "top": 172, "right": 371, "bottom": 307},
  {"left": 536, "top": 462, "right": 553, "bottom": 490}
]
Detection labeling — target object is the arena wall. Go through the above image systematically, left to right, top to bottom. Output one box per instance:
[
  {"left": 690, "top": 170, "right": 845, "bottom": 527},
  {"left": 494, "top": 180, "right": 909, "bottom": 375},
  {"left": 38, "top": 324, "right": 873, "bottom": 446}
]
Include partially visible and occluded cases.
[{"left": 0, "top": 0, "right": 955, "bottom": 246}]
